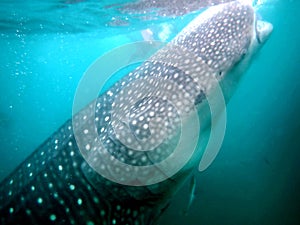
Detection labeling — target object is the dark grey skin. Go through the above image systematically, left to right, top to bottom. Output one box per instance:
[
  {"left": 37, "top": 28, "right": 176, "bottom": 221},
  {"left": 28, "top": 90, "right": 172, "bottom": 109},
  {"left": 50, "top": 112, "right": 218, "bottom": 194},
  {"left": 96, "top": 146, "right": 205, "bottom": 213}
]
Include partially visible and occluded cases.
[{"left": 0, "top": 1, "right": 272, "bottom": 225}]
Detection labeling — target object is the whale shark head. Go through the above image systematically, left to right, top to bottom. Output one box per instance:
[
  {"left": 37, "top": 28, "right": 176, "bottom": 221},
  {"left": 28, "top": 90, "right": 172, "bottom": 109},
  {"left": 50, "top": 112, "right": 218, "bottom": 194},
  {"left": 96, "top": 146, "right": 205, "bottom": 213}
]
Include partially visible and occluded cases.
[{"left": 173, "top": 1, "right": 273, "bottom": 82}]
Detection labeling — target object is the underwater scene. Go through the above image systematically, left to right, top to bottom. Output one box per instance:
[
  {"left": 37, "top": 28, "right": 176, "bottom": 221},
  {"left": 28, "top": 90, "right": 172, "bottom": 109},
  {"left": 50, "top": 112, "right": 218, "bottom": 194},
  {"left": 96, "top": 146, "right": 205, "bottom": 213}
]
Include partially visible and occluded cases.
[{"left": 0, "top": 0, "right": 299, "bottom": 224}]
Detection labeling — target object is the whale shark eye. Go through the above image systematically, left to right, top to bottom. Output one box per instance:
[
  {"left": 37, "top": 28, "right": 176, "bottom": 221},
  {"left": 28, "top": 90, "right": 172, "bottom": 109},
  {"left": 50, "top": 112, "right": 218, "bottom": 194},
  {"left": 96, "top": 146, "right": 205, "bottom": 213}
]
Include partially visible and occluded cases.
[
  {"left": 241, "top": 52, "right": 247, "bottom": 58},
  {"left": 218, "top": 71, "right": 223, "bottom": 76}
]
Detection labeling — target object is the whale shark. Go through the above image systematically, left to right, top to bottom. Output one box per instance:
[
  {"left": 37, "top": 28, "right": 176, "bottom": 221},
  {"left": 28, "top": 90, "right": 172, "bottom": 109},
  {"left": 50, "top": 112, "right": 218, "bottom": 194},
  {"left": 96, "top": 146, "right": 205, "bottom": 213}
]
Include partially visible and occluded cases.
[{"left": 0, "top": 1, "right": 272, "bottom": 224}]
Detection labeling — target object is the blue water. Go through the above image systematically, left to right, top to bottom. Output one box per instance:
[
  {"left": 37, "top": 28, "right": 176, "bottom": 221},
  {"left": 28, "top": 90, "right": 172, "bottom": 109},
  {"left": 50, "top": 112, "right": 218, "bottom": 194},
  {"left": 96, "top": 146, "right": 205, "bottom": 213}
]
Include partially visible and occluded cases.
[{"left": 0, "top": 0, "right": 299, "bottom": 224}]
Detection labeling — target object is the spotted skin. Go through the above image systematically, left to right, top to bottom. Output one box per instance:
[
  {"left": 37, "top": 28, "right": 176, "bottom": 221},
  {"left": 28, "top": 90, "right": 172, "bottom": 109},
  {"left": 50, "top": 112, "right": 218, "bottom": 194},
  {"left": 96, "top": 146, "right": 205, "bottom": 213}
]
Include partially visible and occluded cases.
[
  {"left": 0, "top": 1, "right": 272, "bottom": 225},
  {"left": 174, "top": 3, "right": 254, "bottom": 72},
  {"left": 0, "top": 121, "right": 160, "bottom": 225}
]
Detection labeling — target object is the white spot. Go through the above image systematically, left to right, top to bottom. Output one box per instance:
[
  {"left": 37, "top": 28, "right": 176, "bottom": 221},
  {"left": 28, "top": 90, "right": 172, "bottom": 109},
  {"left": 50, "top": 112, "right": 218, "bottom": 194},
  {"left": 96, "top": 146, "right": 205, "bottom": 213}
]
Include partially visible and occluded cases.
[
  {"left": 184, "top": 59, "right": 190, "bottom": 64},
  {"left": 166, "top": 84, "right": 172, "bottom": 90},
  {"left": 107, "top": 91, "right": 113, "bottom": 96},
  {"left": 149, "top": 111, "right": 155, "bottom": 117},
  {"left": 167, "top": 112, "right": 174, "bottom": 117},
  {"left": 83, "top": 129, "right": 89, "bottom": 134},
  {"left": 85, "top": 144, "right": 91, "bottom": 150},
  {"left": 141, "top": 156, "right": 147, "bottom": 162},
  {"left": 27, "top": 163, "right": 31, "bottom": 168},
  {"left": 58, "top": 165, "right": 63, "bottom": 171},
  {"left": 69, "top": 184, "right": 75, "bottom": 191},
  {"left": 31, "top": 186, "right": 35, "bottom": 191},
  {"left": 93, "top": 197, "right": 99, "bottom": 203},
  {"left": 37, "top": 198, "right": 43, "bottom": 204},
  {"left": 77, "top": 198, "right": 83, "bottom": 205},
  {"left": 9, "top": 208, "right": 14, "bottom": 213},
  {"left": 49, "top": 214, "right": 56, "bottom": 221},
  {"left": 86, "top": 221, "right": 94, "bottom": 225}
]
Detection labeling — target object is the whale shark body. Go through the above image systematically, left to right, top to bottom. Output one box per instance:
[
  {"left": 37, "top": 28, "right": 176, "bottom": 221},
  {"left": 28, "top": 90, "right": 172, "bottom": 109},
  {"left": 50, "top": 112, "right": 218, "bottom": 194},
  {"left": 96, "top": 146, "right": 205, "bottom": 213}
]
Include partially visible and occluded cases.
[{"left": 0, "top": 1, "right": 272, "bottom": 224}]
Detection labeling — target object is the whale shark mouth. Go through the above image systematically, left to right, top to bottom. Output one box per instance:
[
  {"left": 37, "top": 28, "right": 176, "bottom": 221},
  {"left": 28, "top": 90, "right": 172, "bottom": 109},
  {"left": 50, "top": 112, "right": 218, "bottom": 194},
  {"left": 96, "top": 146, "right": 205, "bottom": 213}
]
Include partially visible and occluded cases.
[{"left": 256, "top": 19, "right": 273, "bottom": 44}]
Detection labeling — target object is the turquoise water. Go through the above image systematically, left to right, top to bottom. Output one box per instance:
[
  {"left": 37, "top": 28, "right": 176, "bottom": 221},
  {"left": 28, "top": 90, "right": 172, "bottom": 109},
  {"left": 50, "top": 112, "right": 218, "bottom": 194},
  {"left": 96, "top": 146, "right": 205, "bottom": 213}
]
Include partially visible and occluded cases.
[{"left": 0, "top": 0, "right": 299, "bottom": 224}]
